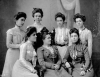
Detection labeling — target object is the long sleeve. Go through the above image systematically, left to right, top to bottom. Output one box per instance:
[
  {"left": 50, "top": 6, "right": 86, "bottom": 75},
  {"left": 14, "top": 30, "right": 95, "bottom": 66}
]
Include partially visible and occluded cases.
[
  {"left": 6, "top": 29, "right": 20, "bottom": 48},
  {"left": 87, "top": 30, "right": 92, "bottom": 58},
  {"left": 19, "top": 44, "right": 34, "bottom": 72},
  {"left": 83, "top": 46, "right": 90, "bottom": 70},
  {"left": 37, "top": 48, "right": 55, "bottom": 69}
]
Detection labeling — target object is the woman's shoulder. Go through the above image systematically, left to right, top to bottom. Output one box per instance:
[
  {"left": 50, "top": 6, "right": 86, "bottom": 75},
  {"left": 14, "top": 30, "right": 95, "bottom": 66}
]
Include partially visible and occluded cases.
[
  {"left": 6, "top": 27, "right": 15, "bottom": 34},
  {"left": 37, "top": 46, "right": 45, "bottom": 52}
]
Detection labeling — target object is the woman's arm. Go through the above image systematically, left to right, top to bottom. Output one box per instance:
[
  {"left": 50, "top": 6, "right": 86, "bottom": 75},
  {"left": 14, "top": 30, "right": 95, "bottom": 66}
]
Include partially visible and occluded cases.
[
  {"left": 6, "top": 30, "right": 20, "bottom": 48},
  {"left": 87, "top": 31, "right": 92, "bottom": 58},
  {"left": 20, "top": 44, "right": 34, "bottom": 72},
  {"left": 37, "top": 47, "right": 55, "bottom": 69},
  {"left": 83, "top": 47, "right": 90, "bottom": 70}
]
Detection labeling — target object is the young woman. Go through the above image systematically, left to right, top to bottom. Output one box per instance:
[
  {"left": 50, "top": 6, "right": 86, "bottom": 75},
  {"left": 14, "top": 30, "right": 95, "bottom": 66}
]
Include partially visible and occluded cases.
[
  {"left": 27, "top": 8, "right": 47, "bottom": 50},
  {"left": 2, "top": 12, "right": 27, "bottom": 77},
  {"left": 53, "top": 12, "right": 70, "bottom": 60},
  {"left": 73, "top": 13, "right": 92, "bottom": 58},
  {"left": 12, "top": 27, "right": 38, "bottom": 77},
  {"left": 63, "top": 28, "right": 94, "bottom": 77},
  {"left": 37, "top": 31, "right": 72, "bottom": 77}
]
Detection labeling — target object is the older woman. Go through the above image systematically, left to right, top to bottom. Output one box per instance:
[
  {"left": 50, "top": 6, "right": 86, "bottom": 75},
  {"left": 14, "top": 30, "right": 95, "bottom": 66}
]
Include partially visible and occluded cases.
[
  {"left": 63, "top": 28, "right": 94, "bottom": 77},
  {"left": 37, "top": 31, "right": 72, "bottom": 77}
]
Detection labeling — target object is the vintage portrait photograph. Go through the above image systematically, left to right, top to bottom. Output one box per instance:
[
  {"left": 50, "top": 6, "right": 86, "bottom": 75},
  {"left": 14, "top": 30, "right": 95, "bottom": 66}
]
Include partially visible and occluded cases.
[{"left": 0, "top": 0, "right": 100, "bottom": 77}]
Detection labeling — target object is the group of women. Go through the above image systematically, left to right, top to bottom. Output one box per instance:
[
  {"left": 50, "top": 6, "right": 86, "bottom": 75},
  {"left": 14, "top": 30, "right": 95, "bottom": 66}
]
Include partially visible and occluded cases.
[{"left": 2, "top": 8, "right": 94, "bottom": 77}]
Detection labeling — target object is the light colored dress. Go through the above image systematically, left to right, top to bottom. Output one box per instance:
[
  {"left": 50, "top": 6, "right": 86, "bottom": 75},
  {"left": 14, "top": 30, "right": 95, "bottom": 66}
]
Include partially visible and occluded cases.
[
  {"left": 2, "top": 26, "right": 25, "bottom": 77},
  {"left": 55, "top": 27, "right": 70, "bottom": 60},
  {"left": 12, "top": 41, "right": 38, "bottom": 77}
]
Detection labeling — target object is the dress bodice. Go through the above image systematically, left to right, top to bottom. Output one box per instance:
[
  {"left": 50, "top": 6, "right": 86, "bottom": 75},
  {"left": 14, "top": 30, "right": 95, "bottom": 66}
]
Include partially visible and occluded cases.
[
  {"left": 7, "top": 26, "right": 25, "bottom": 44},
  {"left": 55, "top": 27, "right": 70, "bottom": 45},
  {"left": 79, "top": 28, "right": 91, "bottom": 46},
  {"left": 68, "top": 44, "right": 87, "bottom": 64}
]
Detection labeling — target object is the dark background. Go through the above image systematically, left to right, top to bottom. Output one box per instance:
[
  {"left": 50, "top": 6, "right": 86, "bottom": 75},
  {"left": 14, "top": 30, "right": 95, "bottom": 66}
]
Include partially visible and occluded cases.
[{"left": 0, "top": 0, "right": 100, "bottom": 77}]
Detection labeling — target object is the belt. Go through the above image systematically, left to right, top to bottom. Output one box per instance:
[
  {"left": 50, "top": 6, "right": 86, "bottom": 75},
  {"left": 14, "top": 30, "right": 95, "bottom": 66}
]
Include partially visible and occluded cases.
[{"left": 56, "top": 44, "right": 66, "bottom": 46}]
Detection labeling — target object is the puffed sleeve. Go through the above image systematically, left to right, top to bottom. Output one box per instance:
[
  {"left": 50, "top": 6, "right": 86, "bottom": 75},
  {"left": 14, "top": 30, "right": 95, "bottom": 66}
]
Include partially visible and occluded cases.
[
  {"left": 6, "top": 29, "right": 20, "bottom": 48},
  {"left": 19, "top": 44, "right": 34, "bottom": 72},
  {"left": 83, "top": 45, "right": 90, "bottom": 70},
  {"left": 37, "top": 47, "right": 55, "bottom": 69}
]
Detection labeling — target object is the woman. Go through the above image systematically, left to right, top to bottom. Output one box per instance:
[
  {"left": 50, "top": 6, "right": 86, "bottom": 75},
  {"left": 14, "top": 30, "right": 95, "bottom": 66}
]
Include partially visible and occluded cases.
[
  {"left": 27, "top": 8, "right": 47, "bottom": 49},
  {"left": 2, "top": 12, "right": 27, "bottom": 77},
  {"left": 53, "top": 12, "right": 70, "bottom": 60},
  {"left": 73, "top": 13, "right": 92, "bottom": 58},
  {"left": 12, "top": 27, "right": 38, "bottom": 77},
  {"left": 63, "top": 28, "right": 94, "bottom": 77},
  {"left": 37, "top": 31, "right": 72, "bottom": 77}
]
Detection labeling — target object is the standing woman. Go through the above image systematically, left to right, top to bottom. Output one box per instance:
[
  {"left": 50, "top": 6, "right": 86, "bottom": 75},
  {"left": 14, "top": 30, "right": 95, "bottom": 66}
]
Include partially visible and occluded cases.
[
  {"left": 27, "top": 8, "right": 47, "bottom": 49},
  {"left": 2, "top": 12, "right": 27, "bottom": 77},
  {"left": 54, "top": 12, "right": 70, "bottom": 60},
  {"left": 73, "top": 13, "right": 92, "bottom": 58},
  {"left": 12, "top": 27, "right": 38, "bottom": 77},
  {"left": 63, "top": 28, "right": 94, "bottom": 77}
]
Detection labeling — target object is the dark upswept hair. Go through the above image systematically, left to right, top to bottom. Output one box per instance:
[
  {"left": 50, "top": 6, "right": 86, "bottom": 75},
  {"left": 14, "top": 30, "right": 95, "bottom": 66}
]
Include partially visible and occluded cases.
[
  {"left": 32, "top": 8, "right": 43, "bottom": 18},
  {"left": 14, "top": 12, "right": 27, "bottom": 20},
  {"left": 55, "top": 12, "right": 65, "bottom": 21},
  {"left": 73, "top": 13, "right": 86, "bottom": 22},
  {"left": 25, "top": 27, "right": 37, "bottom": 41},
  {"left": 69, "top": 28, "right": 80, "bottom": 44}
]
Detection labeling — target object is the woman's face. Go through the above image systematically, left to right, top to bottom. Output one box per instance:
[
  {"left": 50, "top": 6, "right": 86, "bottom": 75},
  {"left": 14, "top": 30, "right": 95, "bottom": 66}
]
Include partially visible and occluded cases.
[
  {"left": 34, "top": 12, "right": 42, "bottom": 22},
  {"left": 16, "top": 17, "right": 26, "bottom": 27},
  {"left": 56, "top": 17, "right": 64, "bottom": 27},
  {"left": 75, "top": 18, "right": 84, "bottom": 28},
  {"left": 29, "top": 32, "right": 37, "bottom": 42},
  {"left": 70, "top": 33, "right": 78, "bottom": 44},
  {"left": 43, "top": 34, "right": 51, "bottom": 45}
]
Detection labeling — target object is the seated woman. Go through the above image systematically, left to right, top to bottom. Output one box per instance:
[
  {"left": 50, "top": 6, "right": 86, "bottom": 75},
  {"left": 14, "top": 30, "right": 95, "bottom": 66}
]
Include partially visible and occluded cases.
[
  {"left": 12, "top": 27, "right": 38, "bottom": 77},
  {"left": 63, "top": 28, "right": 94, "bottom": 77},
  {"left": 37, "top": 31, "right": 72, "bottom": 77}
]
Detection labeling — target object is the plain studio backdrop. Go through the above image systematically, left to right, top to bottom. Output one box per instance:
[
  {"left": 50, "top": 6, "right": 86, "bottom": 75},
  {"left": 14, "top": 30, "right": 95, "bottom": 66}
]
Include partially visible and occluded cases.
[{"left": 0, "top": 0, "right": 100, "bottom": 77}]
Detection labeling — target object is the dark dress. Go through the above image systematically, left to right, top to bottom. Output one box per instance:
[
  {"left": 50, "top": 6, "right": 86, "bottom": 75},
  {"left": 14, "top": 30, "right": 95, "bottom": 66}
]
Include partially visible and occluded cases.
[
  {"left": 63, "top": 44, "right": 94, "bottom": 77},
  {"left": 37, "top": 46, "right": 72, "bottom": 77}
]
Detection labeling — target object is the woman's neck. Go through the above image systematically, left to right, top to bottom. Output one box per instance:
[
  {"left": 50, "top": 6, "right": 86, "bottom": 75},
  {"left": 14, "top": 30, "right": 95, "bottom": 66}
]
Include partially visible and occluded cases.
[
  {"left": 34, "top": 21, "right": 41, "bottom": 25},
  {"left": 15, "top": 25, "right": 21, "bottom": 30},
  {"left": 79, "top": 25, "right": 85, "bottom": 31},
  {"left": 43, "top": 44, "right": 51, "bottom": 48}
]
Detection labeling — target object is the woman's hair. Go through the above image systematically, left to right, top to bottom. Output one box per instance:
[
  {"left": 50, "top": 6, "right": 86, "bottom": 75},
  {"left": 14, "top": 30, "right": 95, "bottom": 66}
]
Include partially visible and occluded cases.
[
  {"left": 32, "top": 8, "right": 43, "bottom": 18},
  {"left": 14, "top": 12, "right": 27, "bottom": 20},
  {"left": 55, "top": 12, "right": 65, "bottom": 21},
  {"left": 73, "top": 13, "right": 86, "bottom": 22},
  {"left": 25, "top": 27, "right": 37, "bottom": 41},
  {"left": 40, "top": 28, "right": 51, "bottom": 40},
  {"left": 69, "top": 28, "right": 80, "bottom": 44}
]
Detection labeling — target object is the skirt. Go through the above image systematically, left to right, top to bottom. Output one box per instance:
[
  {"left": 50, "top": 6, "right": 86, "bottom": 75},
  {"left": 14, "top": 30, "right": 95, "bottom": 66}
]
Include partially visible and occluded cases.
[
  {"left": 2, "top": 48, "right": 20, "bottom": 77},
  {"left": 12, "top": 60, "right": 38, "bottom": 77}
]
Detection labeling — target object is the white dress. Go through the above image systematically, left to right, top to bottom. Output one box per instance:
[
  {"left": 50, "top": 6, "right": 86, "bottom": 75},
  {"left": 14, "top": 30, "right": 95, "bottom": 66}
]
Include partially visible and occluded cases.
[
  {"left": 2, "top": 26, "right": 25, "bottom": 77},
  {"left": 55, "top": 27, "right": 70, "bottom": 60},
  {"left": 12, "top": 41, "right": 38, "bottom": 77}
]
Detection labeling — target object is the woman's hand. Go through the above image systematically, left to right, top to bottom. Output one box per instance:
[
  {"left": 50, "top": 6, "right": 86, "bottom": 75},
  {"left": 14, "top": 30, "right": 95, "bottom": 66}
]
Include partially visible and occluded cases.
[
  {"left": 65, "top": 62, "right": 70, "bottom": 68},
  {"left": 54, "top": 64, "right": 60, "bottom": 70},
  {"left": 32, "top": 69, "right": 37, "bottom": 74},
  {"left": 80, "top": 70, "right": 86, "bottom": 76}
]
